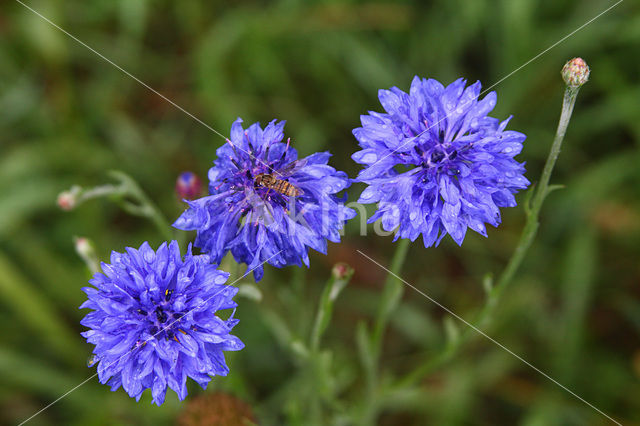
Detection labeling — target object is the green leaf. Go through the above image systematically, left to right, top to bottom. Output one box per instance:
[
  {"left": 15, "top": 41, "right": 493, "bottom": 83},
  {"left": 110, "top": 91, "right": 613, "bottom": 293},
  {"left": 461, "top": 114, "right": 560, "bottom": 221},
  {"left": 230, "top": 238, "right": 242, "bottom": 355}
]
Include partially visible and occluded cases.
[
  {"left": 0, "top": 253, "right": 85, "bottom": 365},
  {"left": 356, "top": 321, "right": 375, "bottom": 378},
  {"left": 0, "top": 348, "right": 95, "bottom": 404}
]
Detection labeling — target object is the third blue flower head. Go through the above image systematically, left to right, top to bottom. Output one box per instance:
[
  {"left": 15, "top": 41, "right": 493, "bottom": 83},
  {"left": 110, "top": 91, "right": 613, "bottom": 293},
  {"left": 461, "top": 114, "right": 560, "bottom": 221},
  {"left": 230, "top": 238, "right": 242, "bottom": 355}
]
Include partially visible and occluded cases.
[{"left": 352, "top": 76, "right": 530, "bottom": 247}]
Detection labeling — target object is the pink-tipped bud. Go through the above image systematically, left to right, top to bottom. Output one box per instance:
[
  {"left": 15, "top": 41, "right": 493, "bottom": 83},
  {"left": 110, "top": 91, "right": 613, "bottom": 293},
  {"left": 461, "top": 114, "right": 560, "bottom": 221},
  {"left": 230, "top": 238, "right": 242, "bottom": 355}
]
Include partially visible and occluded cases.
[
  {"left": 562, "top": 57, "right": 590, "bottom": 88},
  {"left": 175, "top": 172, "right": 202, "bottom": 200},
  {"left": 57, "top": 185, "right": 81, "bottom": 211},
  {"left": 74, "top": 236, "right": 100, "bottom": 273},
  {"left": 74, "top": 237, "right": 92, "bottom": 257},
  {"left": 332, "top": 262, "right": 354, "bottom": 280}
]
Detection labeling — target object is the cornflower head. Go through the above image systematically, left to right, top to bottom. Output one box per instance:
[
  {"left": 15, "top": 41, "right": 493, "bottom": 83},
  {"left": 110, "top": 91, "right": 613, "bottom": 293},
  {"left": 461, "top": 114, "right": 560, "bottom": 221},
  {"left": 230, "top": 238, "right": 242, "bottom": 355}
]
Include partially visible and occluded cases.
[
  {"left": 352, "top": 76, "right": 530, "bottom": 246},
  {"left": 173, "top": 118, "right": 355, "bottom": 281},
  {"left": 80, "top": 241, "right": 243, "bottom": 405}
]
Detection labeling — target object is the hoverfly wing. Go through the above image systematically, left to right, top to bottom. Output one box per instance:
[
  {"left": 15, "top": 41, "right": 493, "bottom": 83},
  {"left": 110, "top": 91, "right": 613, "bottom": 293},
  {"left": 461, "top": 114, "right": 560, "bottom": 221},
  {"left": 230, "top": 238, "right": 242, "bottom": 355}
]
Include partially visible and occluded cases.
[
  {"left": 278, "top": 158, "right": 307, "bottom": 177},
  {"left": 245, "top": 191, "right": 276, "bottom": 226}
]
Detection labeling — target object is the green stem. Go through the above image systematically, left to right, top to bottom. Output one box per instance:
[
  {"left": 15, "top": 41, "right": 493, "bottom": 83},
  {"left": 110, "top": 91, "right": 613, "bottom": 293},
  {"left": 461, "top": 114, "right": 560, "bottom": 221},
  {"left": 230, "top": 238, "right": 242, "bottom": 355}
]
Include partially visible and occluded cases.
[
  {"left": 396, "top": 85, "right": 581, "bottom": 389},
  {"left": 483, "top": 86, "right": 580, "bottom": 316},
  {"left": 531, "top": 87, "right": 580, "bottom": 214},
  {"left": 70, "top": 171, "right": 175, "bottom": 242},
  {"left": 109, "top": 171, "right": 174, "bottom": 241},
  {"left": 123, "top": 176, "right": 173, "bottom": 241},
  {"left": 78, "top": 184, "right": 124, "bottom": 200},
  {"left": 361, "top": 238, "right": 410, "bottom": 424},
  {"left": 371, "top": 238, "right": 411, "bottom": 352},
  {"left": 309, "top": 264, "right": 354, "bottom": 353}
]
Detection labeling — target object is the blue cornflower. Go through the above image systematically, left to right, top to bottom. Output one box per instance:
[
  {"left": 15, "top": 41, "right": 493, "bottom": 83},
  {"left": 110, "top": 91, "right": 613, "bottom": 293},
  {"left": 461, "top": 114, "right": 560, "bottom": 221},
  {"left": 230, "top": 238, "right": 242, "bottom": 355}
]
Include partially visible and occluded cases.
[
  {"left": 352, "top": 77, "right": 530, "bottom": 246},
  {"left": 173, "top": 118, "right": 355, "bottom": 281},
  {"left": 80, "top": 241, "right": 243, "bottom": 405}
]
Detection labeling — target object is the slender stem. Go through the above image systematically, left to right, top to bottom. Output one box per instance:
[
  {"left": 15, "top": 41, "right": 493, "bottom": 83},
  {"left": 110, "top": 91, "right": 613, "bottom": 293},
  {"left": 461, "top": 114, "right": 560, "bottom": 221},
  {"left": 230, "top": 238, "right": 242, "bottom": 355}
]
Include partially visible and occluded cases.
[
  {"left": 396, "top": 85, "right": 582, "bottom": 389},
  {"left": 489, "top": 86, "right": 580, "bottom": 306},
  {"left": 532, "top": 87, "right": 580, "bottom": 214},
  {"left": 109, "top": 171, "right": 174, "bottom": 241},
  {"left": 67, "top": 172, "right": 174, "bottom": 242},
  {"left": 125, "top": 178, "right": 174, "bottom": 242},
  {"left": 79, "top": 184, "right": 124, "bottom": 200},
  {"left": 361, "top": 238, "right": 410, "bottom": 424},
  {"left": 371, "top": 238, "right": 411, "bottom": 351},
  {"left": 310, "top": 264, "right": 353, "bottom": 353},
  {"left": 292, "top": 266, "right": 307, "bottom": 335}
]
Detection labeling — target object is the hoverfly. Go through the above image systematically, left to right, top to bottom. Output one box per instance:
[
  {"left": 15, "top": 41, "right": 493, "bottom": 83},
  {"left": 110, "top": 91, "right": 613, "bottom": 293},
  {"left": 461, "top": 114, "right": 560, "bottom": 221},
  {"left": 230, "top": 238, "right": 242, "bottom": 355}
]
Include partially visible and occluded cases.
[{"left": 254, "top": 158, "right": 306, "bottom": 197}]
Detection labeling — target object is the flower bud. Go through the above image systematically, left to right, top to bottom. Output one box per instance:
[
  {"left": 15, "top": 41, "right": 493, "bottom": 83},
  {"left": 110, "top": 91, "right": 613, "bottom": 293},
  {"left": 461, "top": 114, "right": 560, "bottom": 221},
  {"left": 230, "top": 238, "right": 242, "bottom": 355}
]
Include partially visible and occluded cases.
[
  {"left": 562, "top": 57, "right": 590, "bottom": 88},
  {"left": 175, "top": 171, "right": 202, "bottom": 200},
  {"left": 57, "top": 185, "right": 82, "bottom": 211},
  {"left": 74, "top": 236, "right": 100, "bottom": 274},
  {"left": 74, "top": 236, "right": 94, "bottom": 258},
  {"left": 332, "top": 262, "right": 354, "bottom": 280}
]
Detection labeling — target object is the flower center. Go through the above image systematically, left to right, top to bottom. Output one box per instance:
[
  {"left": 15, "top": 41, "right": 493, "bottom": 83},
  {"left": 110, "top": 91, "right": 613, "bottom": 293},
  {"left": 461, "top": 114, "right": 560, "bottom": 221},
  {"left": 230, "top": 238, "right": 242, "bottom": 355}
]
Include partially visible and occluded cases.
[
  {"left": 426, "top": 146, "right": 457, "bottom": 168},
  {"left": 430, "top": 150, "right": 445, "bottom": 164},
  {"left": 134, "top": 289, "right": 188, "bottom": 341},
  {"left": 155, "top": 307, "right": 168, "bottom": 323}
]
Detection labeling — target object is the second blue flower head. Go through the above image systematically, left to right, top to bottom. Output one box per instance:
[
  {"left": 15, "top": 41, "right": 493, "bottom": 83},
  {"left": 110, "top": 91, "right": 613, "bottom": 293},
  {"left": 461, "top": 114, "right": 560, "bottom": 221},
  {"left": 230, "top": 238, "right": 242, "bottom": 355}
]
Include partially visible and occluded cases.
[{"left": 174, "top": 119, "right": 356, "bottom": 280}]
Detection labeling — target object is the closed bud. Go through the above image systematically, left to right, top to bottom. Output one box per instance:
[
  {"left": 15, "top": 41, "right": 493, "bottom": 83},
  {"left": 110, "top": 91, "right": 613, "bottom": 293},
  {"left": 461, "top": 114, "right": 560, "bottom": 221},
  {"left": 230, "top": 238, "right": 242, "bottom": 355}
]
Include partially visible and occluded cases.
[
  {"left": 562, "top": 57, "right": 590, "bottom": 88},
  {"left": 175, "top": 171, "right": 202, "bottom": 200},
  {"left": 57, "top": 185, "right": 82, "bottom": 211},
  {"left": 74, "top": 236, "right": 100, "bottom": 274},
  {"left": 74, "top": 236, "right": 94, "bottom": 258},
  {"left": 332, "top": 262, "right": 354, "bottom": 280}
]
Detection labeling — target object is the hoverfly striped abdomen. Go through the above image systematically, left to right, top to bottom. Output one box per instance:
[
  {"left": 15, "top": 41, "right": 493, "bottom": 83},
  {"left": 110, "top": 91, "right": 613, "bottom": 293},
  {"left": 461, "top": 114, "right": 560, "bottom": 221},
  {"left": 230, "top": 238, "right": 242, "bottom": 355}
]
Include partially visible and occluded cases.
[{"left": 254, "top": 173, "right": 303, "bottom": 197}]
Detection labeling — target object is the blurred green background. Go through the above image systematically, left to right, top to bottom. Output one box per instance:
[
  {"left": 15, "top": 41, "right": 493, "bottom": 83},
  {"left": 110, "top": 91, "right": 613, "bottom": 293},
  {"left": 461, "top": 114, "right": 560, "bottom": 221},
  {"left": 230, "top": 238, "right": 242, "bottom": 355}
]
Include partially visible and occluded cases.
[{"left": 1, "top": 0, "right": 639, "bottom": 424}]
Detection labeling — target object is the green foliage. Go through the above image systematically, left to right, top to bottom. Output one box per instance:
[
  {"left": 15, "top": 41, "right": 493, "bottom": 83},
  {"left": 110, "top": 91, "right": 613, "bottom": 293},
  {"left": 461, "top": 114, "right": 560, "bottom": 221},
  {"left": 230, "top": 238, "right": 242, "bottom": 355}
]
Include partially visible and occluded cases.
[{"left": 2, "top": 0, "right": 640, "bottom": 424}]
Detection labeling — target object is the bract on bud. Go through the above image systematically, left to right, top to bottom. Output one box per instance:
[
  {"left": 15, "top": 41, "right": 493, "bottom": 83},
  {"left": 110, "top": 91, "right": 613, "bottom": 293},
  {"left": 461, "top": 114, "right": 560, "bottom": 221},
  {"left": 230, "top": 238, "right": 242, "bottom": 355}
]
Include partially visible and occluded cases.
[
  {"left": 562, "top": 57, "right": 590, "bottom": 88},
  {"left": 175, "top": 171, "right": 202, "bottom": 200}
]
